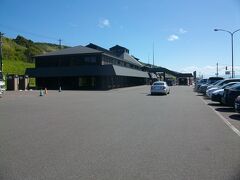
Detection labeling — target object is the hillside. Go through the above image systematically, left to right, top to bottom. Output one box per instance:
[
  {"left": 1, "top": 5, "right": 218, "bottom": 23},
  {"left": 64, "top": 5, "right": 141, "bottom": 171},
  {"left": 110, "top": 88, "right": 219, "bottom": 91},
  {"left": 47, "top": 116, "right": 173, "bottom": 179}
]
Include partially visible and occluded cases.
[{"left": 2, "top": 35, "right": 67, "bottom": 75}]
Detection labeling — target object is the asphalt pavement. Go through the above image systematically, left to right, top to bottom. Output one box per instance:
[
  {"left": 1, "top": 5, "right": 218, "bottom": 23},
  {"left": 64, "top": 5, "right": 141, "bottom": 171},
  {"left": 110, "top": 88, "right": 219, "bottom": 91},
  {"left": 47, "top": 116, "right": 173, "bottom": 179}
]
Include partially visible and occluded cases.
[{"left": 0, "top": 86, "right": 239, "bottom": 180}]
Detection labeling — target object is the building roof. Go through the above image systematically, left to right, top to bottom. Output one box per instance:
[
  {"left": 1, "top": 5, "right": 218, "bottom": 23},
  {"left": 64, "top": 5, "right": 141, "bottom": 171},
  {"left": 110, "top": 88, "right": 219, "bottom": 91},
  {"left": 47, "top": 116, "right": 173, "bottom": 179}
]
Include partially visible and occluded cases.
[
  {"left": 35, "top": 43, "right": 144, "bottom": 68},
  {"left": 86, "top": 43, "right": 113, "bottom": 55},
  {"left": 87, "top": 43, "right": 142, "bottom": 67},
  {"left": 35, "top": 45, "right": 102, "bottom": 57},
  {"left": 109, "top": 45, "right": 129, "bottom": 52},
  {"left": 119, "top": 52, "right": 144, "bottom": 67},
  {"left": 25, "top": 65, "right": 149, "bottom": 78},
  {"left": 113, "top": 65, "right": 148, "bottom": 78},
  {"left": 149, "top": 67, "right": 180, "bottom": 76},
  {"left": 177, "top": 73, "right": 193, "bottom": 77}
]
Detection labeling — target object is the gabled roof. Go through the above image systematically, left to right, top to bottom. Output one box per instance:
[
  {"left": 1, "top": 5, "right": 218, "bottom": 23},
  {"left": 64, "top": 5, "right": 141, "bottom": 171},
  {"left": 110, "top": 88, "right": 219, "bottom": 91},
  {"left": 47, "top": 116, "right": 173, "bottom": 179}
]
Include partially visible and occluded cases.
[
  {"left": 34, "top": 43, "right": 144, "bottom": 68},
  {"left": 86, "top": 43, "right": 113, "bottom": 55},
  {"left": 87, "top": 43, "right": 143, "bottom": 67},
  {"left": 35, "top": 45, "right": 102, "bottom": 57},
  {"left": 110, "top": 45, "right": 129, "bottom": 52},
  {"left": 119, "top": 52, "right": 143, "bottom": 67}
]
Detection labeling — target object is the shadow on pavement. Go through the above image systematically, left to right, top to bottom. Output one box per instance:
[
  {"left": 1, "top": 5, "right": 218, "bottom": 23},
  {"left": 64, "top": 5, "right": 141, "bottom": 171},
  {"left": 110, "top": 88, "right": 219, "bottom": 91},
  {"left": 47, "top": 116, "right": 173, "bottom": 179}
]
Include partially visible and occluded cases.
[
  {"left": 146, "top": 94, "right": 166, "bottom": 96},
  {"left": 196, "top": 94, "right": 204, "bottom": 96},
  {"left": 203, "top": 96, "right": 210, "bottom": 100},
  {"left": 208, "top": 103, "right": 224, "bottom": 107},
  {"left": 215, "top": 107, "right": 235, "bottom": 113},
  {"left": 229, "top": 114, "right": 240, "bottom": 121}
]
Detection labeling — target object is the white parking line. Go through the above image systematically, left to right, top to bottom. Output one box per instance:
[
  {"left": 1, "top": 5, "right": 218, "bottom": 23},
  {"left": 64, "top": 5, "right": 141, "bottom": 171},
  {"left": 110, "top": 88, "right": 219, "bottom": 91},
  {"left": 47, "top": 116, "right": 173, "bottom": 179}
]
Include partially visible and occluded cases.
[{"left": 199, "top": 96, "right": 240, "bottom": 137}]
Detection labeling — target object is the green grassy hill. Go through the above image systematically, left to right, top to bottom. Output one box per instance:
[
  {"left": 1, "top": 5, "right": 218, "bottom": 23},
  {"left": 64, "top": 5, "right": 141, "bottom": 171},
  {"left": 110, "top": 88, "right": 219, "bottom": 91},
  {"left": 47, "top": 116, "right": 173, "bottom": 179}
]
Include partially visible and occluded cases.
[{"left": 2, "top": 35, "right": 67, "bottom": 75}]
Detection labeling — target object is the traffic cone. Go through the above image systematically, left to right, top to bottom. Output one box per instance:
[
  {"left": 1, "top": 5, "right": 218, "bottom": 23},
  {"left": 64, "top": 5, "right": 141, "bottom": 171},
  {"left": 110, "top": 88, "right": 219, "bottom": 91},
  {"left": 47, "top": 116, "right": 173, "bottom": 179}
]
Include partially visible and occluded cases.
[
  {"left": 59, "top": 86, "right": 62, "bottom": 92},
  {"left": 44, "top": 88, "right": 48, "bottom": 95},
  {"left": 40, "top": 89, "right": 44, "bottom": 96}
]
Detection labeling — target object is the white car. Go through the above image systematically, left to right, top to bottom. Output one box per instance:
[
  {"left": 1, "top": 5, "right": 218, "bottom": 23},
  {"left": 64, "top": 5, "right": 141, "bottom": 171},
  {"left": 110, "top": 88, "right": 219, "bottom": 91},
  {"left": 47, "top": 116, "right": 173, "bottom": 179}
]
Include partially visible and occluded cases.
[
  {"left": 0, "top": 81, "right": 5, "bottom": 93},
  {"left": 150, "top": 81, "right": 170, "bottom": 95},
  {"left": 206, "top": 82, "right": 240, "bottom": 98}
]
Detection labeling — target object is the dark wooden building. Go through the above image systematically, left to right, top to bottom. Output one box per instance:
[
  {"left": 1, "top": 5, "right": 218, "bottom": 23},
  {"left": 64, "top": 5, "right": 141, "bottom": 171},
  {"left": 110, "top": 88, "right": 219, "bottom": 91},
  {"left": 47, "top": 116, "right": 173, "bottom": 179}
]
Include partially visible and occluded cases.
[{"left": 26, "top": 44, "right": 150, "bottom": 90}]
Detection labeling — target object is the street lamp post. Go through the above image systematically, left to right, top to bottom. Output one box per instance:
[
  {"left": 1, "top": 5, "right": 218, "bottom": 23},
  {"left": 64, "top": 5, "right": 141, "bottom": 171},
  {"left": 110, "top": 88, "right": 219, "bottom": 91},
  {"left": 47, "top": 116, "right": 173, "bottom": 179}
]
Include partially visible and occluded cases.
[{"left": 214, "top": 28, "right": 240, "bottom": 78}]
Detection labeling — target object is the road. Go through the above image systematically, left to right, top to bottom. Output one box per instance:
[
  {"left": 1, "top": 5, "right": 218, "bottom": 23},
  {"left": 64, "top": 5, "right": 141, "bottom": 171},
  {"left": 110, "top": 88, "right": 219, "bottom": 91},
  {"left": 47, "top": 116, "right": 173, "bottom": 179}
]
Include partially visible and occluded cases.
[{"left": 0, "top": 86, "right": 239, "bottom": 180}]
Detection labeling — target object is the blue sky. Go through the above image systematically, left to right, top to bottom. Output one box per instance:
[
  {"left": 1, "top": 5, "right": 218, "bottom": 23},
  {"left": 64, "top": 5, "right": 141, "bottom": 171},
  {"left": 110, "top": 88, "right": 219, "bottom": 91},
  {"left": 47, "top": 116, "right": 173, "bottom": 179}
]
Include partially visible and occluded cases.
[{"left": 1, "top": 0, "right": 240, "bottom": 77}]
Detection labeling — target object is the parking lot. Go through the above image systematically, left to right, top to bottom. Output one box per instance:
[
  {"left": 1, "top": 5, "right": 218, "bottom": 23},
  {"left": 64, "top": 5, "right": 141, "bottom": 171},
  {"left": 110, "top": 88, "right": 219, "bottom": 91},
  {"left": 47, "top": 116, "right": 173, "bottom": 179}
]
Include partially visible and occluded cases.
[
  {"left": 0, "top": 85, "right": 240, "bottom": 180},
  {"left": 198, "top": 93, "right": 240, "bottom": 134}
]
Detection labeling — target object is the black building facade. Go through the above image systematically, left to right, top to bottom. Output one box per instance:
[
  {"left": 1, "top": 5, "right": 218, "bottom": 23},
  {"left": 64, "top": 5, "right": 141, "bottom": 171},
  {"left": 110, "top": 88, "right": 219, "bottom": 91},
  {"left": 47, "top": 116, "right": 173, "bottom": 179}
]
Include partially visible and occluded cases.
[{"left": 26, "top": 44, "right": 150, "bottom": 90}]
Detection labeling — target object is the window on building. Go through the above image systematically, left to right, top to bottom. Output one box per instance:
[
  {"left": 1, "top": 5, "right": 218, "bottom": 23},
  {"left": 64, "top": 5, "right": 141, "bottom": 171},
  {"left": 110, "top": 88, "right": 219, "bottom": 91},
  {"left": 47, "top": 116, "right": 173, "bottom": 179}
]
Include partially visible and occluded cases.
[{"left": 84, "top": 56, "right": 97, "bottom": 64}]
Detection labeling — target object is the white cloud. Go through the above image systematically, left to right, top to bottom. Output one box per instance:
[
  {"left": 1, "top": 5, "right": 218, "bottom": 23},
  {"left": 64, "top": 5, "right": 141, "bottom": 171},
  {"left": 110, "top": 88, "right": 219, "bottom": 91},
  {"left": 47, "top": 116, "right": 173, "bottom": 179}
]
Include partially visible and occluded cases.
[
  {"left": 98, "top": 18, "right": 110, "bottom": 28},
  {"left": 179, "top": 28, "right": 187, "bottom": 34},
  {"left": 167, "top": 34, "right": 179, "bottom": 41},
  {"left": 180, "top": 65, "right": 240, "bottom": 77}
]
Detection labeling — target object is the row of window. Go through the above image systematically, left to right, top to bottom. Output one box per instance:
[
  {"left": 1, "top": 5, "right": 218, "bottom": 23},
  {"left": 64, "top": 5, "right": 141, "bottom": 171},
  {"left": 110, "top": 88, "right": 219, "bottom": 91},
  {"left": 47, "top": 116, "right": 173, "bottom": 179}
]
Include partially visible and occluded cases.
[
  {"left": 35, "top": 54, "right": 142, "bottom": 71},
  {"left": 102, "top": 55, "right": 141, "bottom": 70},
  {"left": 36, "top": 56, "right": 100, "bottom": 67}
]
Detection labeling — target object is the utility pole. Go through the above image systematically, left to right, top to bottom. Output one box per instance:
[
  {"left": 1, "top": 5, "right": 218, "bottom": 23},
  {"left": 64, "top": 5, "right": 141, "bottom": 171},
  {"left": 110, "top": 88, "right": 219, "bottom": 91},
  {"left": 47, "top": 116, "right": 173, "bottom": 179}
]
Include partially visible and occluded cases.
[
  {"left": 214, "top": 28, "right": 240, "bottom": 78},
  {"left": 0, "top": 32, "right": 4, "bottom": 72},
  {"left": 58, "top": 39, "right": 62, "bottom": 49},
  {"left": 152, "top": 42, "right": 155, "bottom": 67},
  {"left": 148, "top": 54, "right": 150, "bottom": 65},
  {"left": 216, "top": 62, "right": 219, "bottom": 77}
]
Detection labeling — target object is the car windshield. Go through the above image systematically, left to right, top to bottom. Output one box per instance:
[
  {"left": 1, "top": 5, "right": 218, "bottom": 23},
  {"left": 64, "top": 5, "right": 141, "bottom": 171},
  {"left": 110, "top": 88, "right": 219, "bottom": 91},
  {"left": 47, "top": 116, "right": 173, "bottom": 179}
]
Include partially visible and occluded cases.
[
  {"left": 207, "top": 78, "right": 223, "bottom": 84},
  {"left": 198, "top": 79, "right": 207, "bottom": 84},
  {"left": 218, "top": 79, "right": 240, "bottom": 86},
  {"left": 211, "top": 80, "right": 221, "bottom": 86},
  {"left": 214, "top": 80, "right": 225, "bottom": 86},
  {"left": 153, "top": 82, "right": 164, "bottom": 86},
  {"left": 219, "top": 82, "right": 239, "bottom": 89},
  {"left": 229, "top": 83, "right": 240, "bottom": 90}
]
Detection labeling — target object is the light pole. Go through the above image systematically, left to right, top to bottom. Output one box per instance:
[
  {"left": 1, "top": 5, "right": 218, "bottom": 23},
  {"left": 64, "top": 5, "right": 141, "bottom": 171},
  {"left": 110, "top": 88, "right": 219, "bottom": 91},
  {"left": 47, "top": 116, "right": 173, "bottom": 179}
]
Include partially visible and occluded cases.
[{"left": 214, "top": 28, "right": 240, "bottom": 78}]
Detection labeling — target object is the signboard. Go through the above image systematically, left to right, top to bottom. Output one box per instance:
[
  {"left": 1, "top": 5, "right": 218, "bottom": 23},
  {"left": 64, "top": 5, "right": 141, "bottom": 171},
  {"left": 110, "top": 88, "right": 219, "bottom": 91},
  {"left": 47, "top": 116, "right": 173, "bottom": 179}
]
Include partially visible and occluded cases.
[{"left": 225, "top": 71, "right": 230, "bottom": 75}]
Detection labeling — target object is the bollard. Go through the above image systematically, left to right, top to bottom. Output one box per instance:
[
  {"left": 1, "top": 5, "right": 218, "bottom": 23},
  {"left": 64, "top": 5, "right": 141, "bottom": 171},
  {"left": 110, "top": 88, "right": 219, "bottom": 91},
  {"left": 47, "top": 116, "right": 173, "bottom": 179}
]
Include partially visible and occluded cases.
[
  {"left": 59, "top": 86, "right": 62, "bottom": 92},
  {"left": 44, "top": 88, "right": 48, "bottom": 95},
  {"left": 40, "top": 89, "right": 44, "bottom": 96}
]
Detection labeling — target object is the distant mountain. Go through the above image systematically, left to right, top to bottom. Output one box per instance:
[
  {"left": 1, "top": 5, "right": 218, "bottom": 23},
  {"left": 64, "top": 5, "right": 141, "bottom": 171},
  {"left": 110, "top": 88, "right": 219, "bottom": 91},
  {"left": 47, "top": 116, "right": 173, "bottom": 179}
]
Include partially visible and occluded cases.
[{"left": 2, "top": 35, "right": 68, "bottom": 75}]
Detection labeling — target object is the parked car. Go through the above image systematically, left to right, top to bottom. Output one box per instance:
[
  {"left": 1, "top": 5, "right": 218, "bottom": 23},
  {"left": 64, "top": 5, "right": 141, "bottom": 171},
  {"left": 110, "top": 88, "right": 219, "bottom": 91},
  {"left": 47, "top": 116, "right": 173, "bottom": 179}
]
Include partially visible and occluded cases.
[
  {"left": 198, "top": 77, "right": 224, "bottom": 94},
  {"left": 194, "top": 78, "right": 207, "bottom": 92},
  {"left": 210, "top": 78, "right": 240, "bottom": 89},
  {"left": 199, "top": 80, "right": 222, "bottom": 94},
  {"left": 0, "top": 81, "right": 5, "bottom": 93},
  {"left": 150, "top": 81, "right": 170, "bottom": 95},
  {"left": 206, "top": 82, "right": 239, "bottom": 98},
  {"left": 211, "top": 82, "right": 240, "bottom": 103},
  {"left": 221, "top": 83, "right": 240, "bottom": 106},
  {"left": 234, "top": 96, "right": 240, "bottom": 113}
]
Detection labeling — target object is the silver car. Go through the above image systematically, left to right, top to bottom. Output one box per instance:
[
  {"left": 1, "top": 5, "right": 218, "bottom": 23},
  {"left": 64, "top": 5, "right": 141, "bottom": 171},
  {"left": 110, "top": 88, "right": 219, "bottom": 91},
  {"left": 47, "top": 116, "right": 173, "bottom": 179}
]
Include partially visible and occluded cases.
[{"left": 150, "top": 81, "right": 170, "bottom": 95}]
